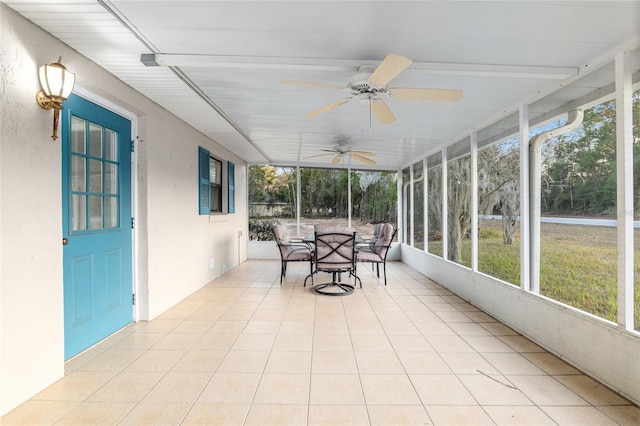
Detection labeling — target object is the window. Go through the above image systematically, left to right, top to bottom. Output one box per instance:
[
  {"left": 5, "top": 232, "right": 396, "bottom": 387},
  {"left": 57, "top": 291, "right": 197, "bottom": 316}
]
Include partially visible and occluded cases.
[
  {"left": 537, "top": 99, "right": 619, "bottom": 323},
  {"left": 470, "top": 112, "right": 522, "bottom": 285},
  {"left": 70, "top": 117, "right": 121, "bottom": 231},
  {"left": 477, "top": 130, "right": 520, "bottom": 286},
  {"left": 447, "top": 139, "right": 471, "bottom": 266},
  {"left": 198, "top": 147, "right": 234, "bottom": 215},
  {"left": 427, "top": 153, "right": 443, "bottom": 257},
  {"left": 209, "top": 156, "right": 222, "bottom": 213},
  {"left": 228, "top": 161, "right": 235, "bottom": 213},
  {"left": 412, "top": 161, "right": 425, "bottom": 250},
  {"left": 247, "top": 165, "right": 397, "bottom": 241},
  {"left": 248, "top": 165, "right": 297, "bottom": 239},
  {"left": 402, "top": 167, "right": 411, "bottom": 243},
  {"left": 351, "top": 169, "right": 398, "bottom": 235}
]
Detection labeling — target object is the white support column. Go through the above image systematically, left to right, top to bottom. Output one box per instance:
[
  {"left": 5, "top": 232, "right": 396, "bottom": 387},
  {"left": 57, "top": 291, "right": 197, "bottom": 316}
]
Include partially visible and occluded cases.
[
  {"left": 615, "top": 50, "right": 634, "bottom": 329},
  {"left": 520, "top": 105, "right": 530, "bottom": 292},
  {"left": 529, "top": 110, "right": 583, "bottom": 293},
  {"left": 471, "top": 133, "right": 478, "bottom": 271},
  {"left": 441, "top": 149, "right": 448, "bottom": 261},
  {"left": 423, "top": 157, "right": 428, "bottom": 251},
  {"left": 410, "top": 164, "right": 415, "bottom": 247},
  {"left": 296, "top": 165, "right": 301, "bottom": 237},
  {"left": 348, "top": 167, "right": 352, "bottom": 228},
  {"left": 397, "top": 169, "right": 403, "bottom": 244}
]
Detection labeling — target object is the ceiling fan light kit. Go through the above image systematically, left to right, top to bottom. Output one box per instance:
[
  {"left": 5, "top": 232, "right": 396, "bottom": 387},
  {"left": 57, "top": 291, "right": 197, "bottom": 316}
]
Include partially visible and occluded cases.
[{"left": 283, "top": 53, "right": 463, "bottom": 124}]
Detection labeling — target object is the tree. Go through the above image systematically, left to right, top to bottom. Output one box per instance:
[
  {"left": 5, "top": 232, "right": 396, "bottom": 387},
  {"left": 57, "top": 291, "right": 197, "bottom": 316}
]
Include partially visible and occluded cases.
[
  {"left": 541, "top": 100, "right": 618, "bottom": 216},
  {"left": 478, "top": 140, "right": 520, "bottom": 245},
  {"left": 447, "top": 156, "right": 471, "bottom": 263},
  {"left": 252, "top": 165, "right": 399, "bottom": 225},
  {"left": 427, "top": 165, "right": 442, "bottom": 240},
  {"left": 357, "top": 171, "right": 380, "bottom": 220},
  {"left": 500, "top": 180, "right": 519, "bottom": 244}
]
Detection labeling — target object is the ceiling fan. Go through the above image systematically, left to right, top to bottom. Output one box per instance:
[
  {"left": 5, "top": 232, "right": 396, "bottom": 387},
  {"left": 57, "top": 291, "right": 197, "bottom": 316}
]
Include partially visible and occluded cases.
[
  {"left": 282, "top": 53, "right": 463, "bottom": 124},
  {"left": 306, "top": 141, "right": 376, "bottom": 165}
]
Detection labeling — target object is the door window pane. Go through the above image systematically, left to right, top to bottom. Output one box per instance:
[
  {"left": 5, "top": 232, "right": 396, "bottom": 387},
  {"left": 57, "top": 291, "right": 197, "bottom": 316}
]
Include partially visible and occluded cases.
[
  {"left": 71, "top": 117, "right": 85, "bottom": 154},
  {"left": 89, "top": 123, "right": 102, "bottom": 158},
  {"left": 105, "top": 129, "right": 118, "bottom": 161},
  {"left": 71, "top": 155, "right": 86, "bottom": 192},
  {"left": 89, "top": 159, "right": 103, "bottom": 193},
  {"left": 105, "top": 163, "right": 118, "bottom": 195},
  {"left": 71, "top": 194, "right": 87, "bottom": 231},
  {"left": 88, "top": 196, "right": 103, "bottom": 229},
  {"left": 105, "top": 197, "right": 118, "bottom": 228}
]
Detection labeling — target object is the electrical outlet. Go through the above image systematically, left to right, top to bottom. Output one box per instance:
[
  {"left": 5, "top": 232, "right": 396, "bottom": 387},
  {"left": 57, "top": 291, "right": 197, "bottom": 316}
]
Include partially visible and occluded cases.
[{"left": 209, "top": 258, "right": 215, "bottom": 270}]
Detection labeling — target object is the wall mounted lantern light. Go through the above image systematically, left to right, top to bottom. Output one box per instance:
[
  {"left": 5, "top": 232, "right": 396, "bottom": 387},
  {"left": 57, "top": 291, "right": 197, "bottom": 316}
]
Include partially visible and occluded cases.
[{"left": 36, "top": 56, "right": 75, "bottom": 141}]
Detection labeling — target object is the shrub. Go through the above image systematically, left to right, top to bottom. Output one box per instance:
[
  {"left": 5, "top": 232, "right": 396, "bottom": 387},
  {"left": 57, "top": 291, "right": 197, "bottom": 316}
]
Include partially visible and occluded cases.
[{"left": 249, "top": 218, "right": 277, "bottom": 241}]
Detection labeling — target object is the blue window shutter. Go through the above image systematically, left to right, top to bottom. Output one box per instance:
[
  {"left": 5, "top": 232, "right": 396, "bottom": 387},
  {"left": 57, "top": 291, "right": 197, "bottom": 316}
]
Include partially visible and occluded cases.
[
  {"left": 198, "top": 147, "right": 210, "bottom": 214},
  {"left": 228, "top": 161, "right": 235, "bottom": 213}
]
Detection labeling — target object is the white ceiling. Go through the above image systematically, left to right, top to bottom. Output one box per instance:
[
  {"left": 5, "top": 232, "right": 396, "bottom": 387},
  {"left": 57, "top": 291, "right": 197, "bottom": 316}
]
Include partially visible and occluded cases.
[{"left": 5, "top": 0, "right": 640, "bottom": 170}]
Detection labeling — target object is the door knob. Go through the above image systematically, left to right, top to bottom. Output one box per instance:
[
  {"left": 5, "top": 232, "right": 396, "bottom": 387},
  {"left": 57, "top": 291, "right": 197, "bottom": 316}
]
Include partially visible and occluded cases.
[{"left": 62, "top": 238, "right": 69, "bottom": 245}]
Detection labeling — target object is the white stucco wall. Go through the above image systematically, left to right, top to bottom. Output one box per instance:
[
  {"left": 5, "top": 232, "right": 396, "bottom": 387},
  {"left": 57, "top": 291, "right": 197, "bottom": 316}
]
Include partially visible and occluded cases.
[
  {"left": 0, "top": 5, "right": 248, "bottom": 415},
  {"left": 1, "top": 5, "right": 66, "bottom": 415},
  {"left": 143, "top": 119, "right": 249, "bottom": 319},
  {"left": 400, "top": 244, "right": 640, "bottom": 406}
]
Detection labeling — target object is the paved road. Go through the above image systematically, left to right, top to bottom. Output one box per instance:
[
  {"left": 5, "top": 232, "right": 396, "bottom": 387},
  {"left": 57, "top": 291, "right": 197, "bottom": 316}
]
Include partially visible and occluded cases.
[{"left": 481, "top": 215, "right": 640, "bottom": 228}]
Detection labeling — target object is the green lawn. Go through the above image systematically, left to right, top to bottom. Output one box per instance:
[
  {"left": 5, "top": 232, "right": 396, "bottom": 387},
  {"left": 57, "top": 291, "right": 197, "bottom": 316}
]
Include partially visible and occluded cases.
[{"left": 426, "top": 221, "right": 640, "bottom": 330}]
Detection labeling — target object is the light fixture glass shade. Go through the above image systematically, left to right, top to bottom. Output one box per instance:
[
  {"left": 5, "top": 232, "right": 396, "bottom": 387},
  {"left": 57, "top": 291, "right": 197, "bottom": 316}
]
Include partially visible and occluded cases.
[
  {"left": 36, "top": 57, "right": 76, "bottom": 141},
  {"left": 38, "top": 61, "right": 75, "bottom": 100}
]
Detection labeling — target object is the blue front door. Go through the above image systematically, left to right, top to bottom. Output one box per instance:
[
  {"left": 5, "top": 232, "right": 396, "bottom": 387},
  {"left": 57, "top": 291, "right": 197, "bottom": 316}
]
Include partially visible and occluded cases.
[{"left": 62, "top": 94, "right": 133, "bottom": 360}]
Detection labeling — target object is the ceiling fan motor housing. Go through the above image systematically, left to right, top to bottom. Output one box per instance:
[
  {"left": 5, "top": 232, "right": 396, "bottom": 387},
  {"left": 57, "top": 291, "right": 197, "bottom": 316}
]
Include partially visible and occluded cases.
[
  {"left": 348, "top": 65, "right": 385, "bottom": 95},
  {"left": 335, "top": 141, "right": 350, "bottom": 153}
]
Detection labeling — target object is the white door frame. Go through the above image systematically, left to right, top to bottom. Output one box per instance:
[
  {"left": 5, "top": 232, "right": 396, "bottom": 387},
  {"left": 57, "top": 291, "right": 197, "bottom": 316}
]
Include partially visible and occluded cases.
[{"left": 72, "top": 85, "right": 142, "bottom": 322}]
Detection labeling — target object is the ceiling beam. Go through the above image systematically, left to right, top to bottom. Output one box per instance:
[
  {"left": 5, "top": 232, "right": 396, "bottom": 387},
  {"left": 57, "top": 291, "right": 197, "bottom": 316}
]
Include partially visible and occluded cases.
[{"left": 141, "top": 53, "right": 578, "bottom": 80}]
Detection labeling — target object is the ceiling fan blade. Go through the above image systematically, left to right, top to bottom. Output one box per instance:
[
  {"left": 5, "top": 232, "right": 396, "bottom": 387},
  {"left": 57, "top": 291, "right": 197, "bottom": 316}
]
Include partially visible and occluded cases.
[
  {"left": 368, "top": 53, "right": 413, "bottom": 87},
  {"left": 281, "top": 80, "right": 345, "bottom": 90},
  {"left": 390, "top": 87, "right": 463, "bottom": 101},
  {"left": 306, "top": 98, "right": 351, "bottom": 118},
  {"left": 371, "top": 100, "right": 396, "bottom": 124},
  {"left": 350, "top": 150, "right": 376, "bottom": 157},
  {"left": 304, "top": 153, "right": 334, "bottom": 159},
  {"left": 352, "top": 153, "right": 377, "bottom": 166},
  {"left": 332, "top": 155, "right": 342, "bottom": 165}
]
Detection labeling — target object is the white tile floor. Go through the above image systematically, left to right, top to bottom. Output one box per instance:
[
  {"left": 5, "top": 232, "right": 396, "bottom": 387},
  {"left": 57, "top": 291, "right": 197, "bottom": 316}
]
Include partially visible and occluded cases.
[{"left": 2, "top": 260, "right": 639, "bottom": 425}]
